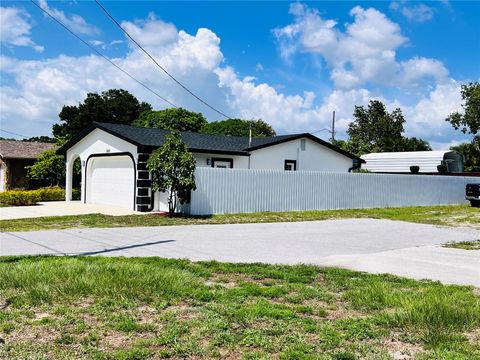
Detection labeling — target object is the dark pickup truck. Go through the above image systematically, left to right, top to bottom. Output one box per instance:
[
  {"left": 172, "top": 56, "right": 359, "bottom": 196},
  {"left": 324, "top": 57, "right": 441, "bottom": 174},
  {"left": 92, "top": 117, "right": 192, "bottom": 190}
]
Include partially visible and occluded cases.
[{"left": 466, "top": 183, "right": 480, "bottom": 207}]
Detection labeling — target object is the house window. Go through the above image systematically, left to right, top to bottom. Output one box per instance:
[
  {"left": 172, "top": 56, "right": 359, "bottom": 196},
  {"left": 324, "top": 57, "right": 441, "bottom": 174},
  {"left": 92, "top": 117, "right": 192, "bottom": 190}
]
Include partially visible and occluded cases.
[
  {"left": 212, "top": 157, "right": 233, "bottom": 168},
  {"left": 284, "top": 160, "right": 297, "bottom": 171}
]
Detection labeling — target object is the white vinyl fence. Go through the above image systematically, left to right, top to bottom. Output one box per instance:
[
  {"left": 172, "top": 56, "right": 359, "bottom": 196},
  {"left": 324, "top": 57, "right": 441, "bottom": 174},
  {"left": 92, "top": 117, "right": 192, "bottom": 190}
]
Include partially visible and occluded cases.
[{"left": 188, "top": 167, "right": 480, "bottom": 215}]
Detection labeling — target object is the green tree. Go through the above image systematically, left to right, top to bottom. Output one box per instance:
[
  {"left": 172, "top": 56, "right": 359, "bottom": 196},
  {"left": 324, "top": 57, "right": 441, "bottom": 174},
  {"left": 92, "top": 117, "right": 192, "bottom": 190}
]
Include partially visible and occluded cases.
[
  {"left": 446, "top": 82, "right": 480, "bottom": 136},
  {"left": 446, "top": 82, "right": 480, "bottom": 172},
  {"left": 53, "top": 89, "right": 152, "bottom": 139},
  {"left": 347, "top": 100, "right": 406, "bottom": 155},
  {"left": 134, "top": 108, "right": 207, "bottom": 132},
  {"left": 201, "top": 119, "right": 276, "bottom": 137},
  {"left": 147, "top": 131, "right": 196, "bottom": 215},
  {"left": 23, "top": 136, "right": 56, "bottom": 143},
  {"left": 399, "top": 137, "right": 432, "bottom": 151},
  {"left": 450, "top": 142, "right": 480, "bottom": 172},
  {"left": 25, "top": 149, "right": 65, "bottom": 185}
]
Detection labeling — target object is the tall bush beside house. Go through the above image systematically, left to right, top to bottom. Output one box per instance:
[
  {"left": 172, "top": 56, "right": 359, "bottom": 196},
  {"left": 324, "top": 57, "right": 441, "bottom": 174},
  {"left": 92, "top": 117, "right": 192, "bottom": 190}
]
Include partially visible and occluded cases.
[
  {"left": 147, "top": 131, "right": 196, "bottom": 215},
  {"left": 26, "top": 149, "right": 66, "bottom": 186}
]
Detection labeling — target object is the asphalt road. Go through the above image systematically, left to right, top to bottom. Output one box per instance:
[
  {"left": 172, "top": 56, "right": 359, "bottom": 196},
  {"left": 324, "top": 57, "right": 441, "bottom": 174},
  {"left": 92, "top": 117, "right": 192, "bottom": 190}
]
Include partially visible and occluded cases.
[{"left": 1, "top": 219, "right": 479, "bottom": 286}]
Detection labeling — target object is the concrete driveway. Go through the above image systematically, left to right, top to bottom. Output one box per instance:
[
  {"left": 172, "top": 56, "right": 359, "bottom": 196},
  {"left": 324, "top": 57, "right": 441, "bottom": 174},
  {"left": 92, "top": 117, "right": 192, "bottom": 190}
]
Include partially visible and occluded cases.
[
  {"left": 0, "top": 201, "right": 139, "bottom": 220},
  {"left": 1, "top": 219, "right": 479, "bottom": 286}
]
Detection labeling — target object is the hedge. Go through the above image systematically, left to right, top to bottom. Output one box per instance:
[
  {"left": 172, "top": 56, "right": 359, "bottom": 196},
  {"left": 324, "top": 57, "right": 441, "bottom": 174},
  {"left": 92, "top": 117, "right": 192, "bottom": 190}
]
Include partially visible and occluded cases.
[
  {"left": 0, "top": 186, "right": 71, "bottom": 206},
  {"left": 0, "top": 190, "right": 42, "bottom": 206}
]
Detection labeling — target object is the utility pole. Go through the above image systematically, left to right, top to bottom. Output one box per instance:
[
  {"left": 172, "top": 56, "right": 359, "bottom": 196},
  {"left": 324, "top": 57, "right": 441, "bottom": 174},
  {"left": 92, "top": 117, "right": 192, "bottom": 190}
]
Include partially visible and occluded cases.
[
  {"left": 331, "top": 110, "right": 336, "bottom": 143},
  {"left": 248, "top": 123, "right": 252, "bottom": 147}
]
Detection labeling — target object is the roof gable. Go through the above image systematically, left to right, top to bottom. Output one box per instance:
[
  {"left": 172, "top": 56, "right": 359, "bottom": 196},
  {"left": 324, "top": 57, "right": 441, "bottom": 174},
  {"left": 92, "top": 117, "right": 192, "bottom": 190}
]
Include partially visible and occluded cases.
[{"left": 0, "top": 140, "right": 55, "bottom": 160}]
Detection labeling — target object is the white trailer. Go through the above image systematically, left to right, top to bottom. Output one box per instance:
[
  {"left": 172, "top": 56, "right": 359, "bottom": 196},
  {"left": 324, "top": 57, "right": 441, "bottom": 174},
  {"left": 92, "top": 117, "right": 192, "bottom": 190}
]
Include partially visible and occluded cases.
[{"left": 361, "top": 151, "right": 464, "bottom": 173}]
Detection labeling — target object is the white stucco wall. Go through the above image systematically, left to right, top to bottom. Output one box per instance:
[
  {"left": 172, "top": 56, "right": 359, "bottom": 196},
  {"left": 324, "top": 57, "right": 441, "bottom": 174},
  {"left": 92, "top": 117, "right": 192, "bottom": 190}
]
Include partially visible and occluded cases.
[
  {"left": 65, "top": 128, "right": 138, "bottom": 202},
  {"left": 249, "top": 138, "right": 354, "bottom": 172},
  {"left": 153, "top": 152, "right": 250, "bottom": 211},
  {"left": 0, "top": 161, "right": 5, "bottom": 192}
]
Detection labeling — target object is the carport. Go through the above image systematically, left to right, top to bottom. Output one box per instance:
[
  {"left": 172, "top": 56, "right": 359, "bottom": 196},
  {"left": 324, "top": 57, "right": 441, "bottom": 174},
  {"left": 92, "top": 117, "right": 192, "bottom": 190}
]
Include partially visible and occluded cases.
[{"left": 58, "top": 124, "right": 141, "bottom": 211}]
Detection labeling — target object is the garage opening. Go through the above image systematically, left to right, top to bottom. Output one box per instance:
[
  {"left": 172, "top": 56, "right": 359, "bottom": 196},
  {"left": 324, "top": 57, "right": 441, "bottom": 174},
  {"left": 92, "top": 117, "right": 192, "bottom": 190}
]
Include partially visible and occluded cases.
[{"left": 85, "top": 154, "right": 135, "bottom": 210}]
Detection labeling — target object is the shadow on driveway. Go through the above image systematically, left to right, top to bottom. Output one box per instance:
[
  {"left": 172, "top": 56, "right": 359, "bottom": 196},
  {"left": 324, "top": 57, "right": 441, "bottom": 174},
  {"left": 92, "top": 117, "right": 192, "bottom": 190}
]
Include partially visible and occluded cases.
[{"left": 73, "top": 239, "right": 175, "bottom": 256}]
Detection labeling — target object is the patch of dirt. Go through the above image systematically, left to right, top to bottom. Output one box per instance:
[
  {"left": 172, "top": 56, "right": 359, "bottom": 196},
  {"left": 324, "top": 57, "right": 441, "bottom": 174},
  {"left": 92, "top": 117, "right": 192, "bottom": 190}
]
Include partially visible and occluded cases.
[
  {"left": 443, "top": 214, "right": 480, "bottom": 229},
  {"left": 206, "top": 273, "right": 283, "bottom": 289},
  {"left": 205, "top": 280, "right": 237, "bottom": 288},
  {"left": 76, "top": 297, "right": 96, "bottom": 308},
  {"left": 0, "top": 298, "right": 10, "bottom": 310},
  {"left": 165, "top": 304, "right": 200, "bottom": 321},
  {"left": 324, "top": 306, "right": 364, "bottom": 321},
  {"left": 34, "top": 312, "right": 51, "bottom": 320},
  {"left": 4, "top": 324, "right": 59, "bottom": 345},
  {"left": 464, "top": 328, "right": 480, "bottom": 345},
  {"left": 101, "top": 330, "right": 155, "bottom": 350},
  {"left": 101, "top": 331, "right": 132, "bottom": 349},
  {"left": 384, "top": 335, "right": 423, "bottom": 360}
]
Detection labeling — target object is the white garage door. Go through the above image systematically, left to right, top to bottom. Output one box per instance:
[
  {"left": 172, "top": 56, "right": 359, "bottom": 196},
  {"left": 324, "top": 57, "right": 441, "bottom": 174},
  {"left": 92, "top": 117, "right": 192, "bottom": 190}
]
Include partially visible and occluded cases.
[{"left": 86, "top": 155, "right": 135, "bottom": 209}]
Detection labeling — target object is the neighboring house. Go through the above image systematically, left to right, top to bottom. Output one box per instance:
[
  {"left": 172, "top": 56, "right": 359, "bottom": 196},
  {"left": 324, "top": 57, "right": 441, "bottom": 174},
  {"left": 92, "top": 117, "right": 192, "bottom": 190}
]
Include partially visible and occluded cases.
[
  {"left": 57, "top": 122, "right": 364, "bottom": 212},
  {"left": 0, "top": 140, "right": 55, "bottom": 192},
  {"left": 361, "top": 151, "right": 464, "bottom": 173}
]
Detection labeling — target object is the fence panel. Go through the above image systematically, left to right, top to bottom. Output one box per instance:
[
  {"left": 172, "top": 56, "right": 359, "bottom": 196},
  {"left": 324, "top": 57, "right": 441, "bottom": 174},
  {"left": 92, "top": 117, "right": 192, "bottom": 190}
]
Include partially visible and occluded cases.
[{"left": 189, "top": 167, "right": 480, "bottom": 215}]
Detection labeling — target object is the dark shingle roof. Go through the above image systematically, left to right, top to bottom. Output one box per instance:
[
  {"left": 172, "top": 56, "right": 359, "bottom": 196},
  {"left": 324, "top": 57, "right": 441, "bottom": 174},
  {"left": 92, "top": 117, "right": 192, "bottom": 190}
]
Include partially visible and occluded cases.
[
  {"left": 58, "top": 122, "right": 363, "bottom": 162},
  {"left": 0, "top": 140, "right": 55, "bottom": 160}
]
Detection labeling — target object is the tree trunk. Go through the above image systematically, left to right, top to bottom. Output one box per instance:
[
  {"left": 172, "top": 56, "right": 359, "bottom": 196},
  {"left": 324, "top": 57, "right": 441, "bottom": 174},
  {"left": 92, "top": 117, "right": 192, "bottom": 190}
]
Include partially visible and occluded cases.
[{"left": 168, "top": 189, "right": 175, "bottom": 216}]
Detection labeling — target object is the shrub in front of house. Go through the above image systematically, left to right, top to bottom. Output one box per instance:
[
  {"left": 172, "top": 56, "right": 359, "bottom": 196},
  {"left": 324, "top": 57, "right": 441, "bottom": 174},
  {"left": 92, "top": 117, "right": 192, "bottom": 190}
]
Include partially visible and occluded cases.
[
  {"left": 0, "top": 186, "right": 67, "bottom": 206},
  {"left": 36, "top": 186, "right": 65, "bottom": 201},
  {"left": 0, "top": 189, "right": 42, "bottom": 206}
]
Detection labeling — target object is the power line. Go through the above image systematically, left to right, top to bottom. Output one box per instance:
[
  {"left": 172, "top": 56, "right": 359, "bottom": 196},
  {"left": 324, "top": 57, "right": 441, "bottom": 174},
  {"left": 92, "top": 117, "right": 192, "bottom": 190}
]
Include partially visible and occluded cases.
[
  {"left": 30, "top": 0, "right": 177, "bottom": 108},
  {"left": 95, "top": 0, "right": 232, "bottom": 119},
  {"left": 0, "top": 129, "right": 30, "bottom": 139}
]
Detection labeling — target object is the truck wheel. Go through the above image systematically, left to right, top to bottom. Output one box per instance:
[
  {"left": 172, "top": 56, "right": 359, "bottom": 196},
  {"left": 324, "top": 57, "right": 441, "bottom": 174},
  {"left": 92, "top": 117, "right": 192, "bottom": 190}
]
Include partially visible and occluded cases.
[{"left": 470, "top": 200, "right": 480, "bottom": 208}]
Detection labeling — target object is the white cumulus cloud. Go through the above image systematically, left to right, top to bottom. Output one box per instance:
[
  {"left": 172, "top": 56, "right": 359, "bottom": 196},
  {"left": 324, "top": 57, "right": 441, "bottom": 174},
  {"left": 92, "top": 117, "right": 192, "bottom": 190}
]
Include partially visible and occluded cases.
[
  {"left": 38, "top": 0, "right": 99, "bottom": 36},
  {"left": 390, "top": 2, "right": 434, "bottom": 23},
  {"left": 273, "top": 3, "right": 448, "bottom": 89},
  {"left": 0, "top": 5, "right": 470, "bottom": 148},
  {"left": 0, "top": 6, "right": 44, "bottom": 52}
]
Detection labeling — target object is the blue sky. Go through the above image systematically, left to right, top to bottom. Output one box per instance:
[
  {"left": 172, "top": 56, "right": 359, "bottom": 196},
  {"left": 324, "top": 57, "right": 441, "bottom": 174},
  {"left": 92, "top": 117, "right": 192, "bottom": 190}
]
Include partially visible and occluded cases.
[{"left": 1, "top": 1, "right": 479, "bottom": 149}]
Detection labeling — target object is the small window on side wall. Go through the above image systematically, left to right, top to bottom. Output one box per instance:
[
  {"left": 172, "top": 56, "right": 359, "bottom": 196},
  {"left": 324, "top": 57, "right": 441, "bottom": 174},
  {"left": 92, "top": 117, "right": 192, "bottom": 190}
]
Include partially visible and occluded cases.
[
  {"left": 300, "top": 139, "right": 306, "bottom": 151},
  {"left": 212, "top": 157, "right": 233, "bottom": 168},
  {"left": 284, "top": 160, "right": 297, "bottom": 171}
]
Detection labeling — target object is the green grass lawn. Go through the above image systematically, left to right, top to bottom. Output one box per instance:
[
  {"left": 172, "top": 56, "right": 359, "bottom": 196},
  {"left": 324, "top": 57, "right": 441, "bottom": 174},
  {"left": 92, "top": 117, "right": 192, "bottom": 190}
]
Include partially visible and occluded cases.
[
  {"left": 1, "top": 204, "right": 479, "bottom": 232},
  {"left": 444, "top": 240, "right": 480, "bottom": 250},
  {"left": 0, "top": 257, "right": 478, "bottom": 359}
]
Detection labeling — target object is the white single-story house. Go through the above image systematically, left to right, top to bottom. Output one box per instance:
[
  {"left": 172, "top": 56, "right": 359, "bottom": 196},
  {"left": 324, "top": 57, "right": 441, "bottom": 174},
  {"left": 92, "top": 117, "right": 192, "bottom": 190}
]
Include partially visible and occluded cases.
[
  {"left": 57, "top": 122, "right": 364, "bottom": 212},
  {"left": 361, "top": 150, "right": 464, "bottom": 173}
]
